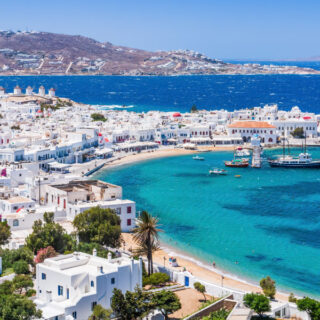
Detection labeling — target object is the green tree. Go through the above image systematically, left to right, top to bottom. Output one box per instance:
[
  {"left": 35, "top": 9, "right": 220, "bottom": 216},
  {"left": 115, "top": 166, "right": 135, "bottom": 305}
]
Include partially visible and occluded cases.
[
  {"left": 190, "top": 104, "right": 198, "bottom": 113},
  {"left": 91, "top": 113, "right": 107, "bottom": 122},
  {"left": 291, "top": 127, "right": 305, "bottom": 138},
  {"left": 73, "top": 207, "right": 121, "bottom": 247},
  {"left": 133, "top": 211, "right": 162, "bottom": 275},
  {"left": 26, "top": 212, "right": 74, "bottom": 253},
  {"left": 0, "top": 221, "right": 11, "bottom": 245},
  {"left": 0, "top": 247, "right": 34, "bottom": 271},
  {"left": 13, "top": 260, "right": 30, "bottom": 274},
  {"left": 12, "top": 274, "right": 33, "bottom": 294},
  {"left": 260, "top": 276, "right": 276, "bottom": 299},
  {"left": 0, "top": 278, "right": 41, "bottom": 320},
  {"left": 194, "top": 281, "right": 207, "bottom": 301},
  {"left": 111, "top": 287, "right": 151, "bottom": 320},
  {"left": 151, "top": 290, "right": 181, "bottom": 320},
  {"left": 243, "top": 293, "right": 270, "bottom": 318},
  {"left": 289, "top": 293, "right": 297, "bottom": 303},
  {"left": 0, "top": 294, "right": 42, "bottom": 320},
  {"left": 297, "top": 297, "right": 320, "bottom": 320},
  {"left": 89, "top": 304, "right": 112, "bottom": 320}
]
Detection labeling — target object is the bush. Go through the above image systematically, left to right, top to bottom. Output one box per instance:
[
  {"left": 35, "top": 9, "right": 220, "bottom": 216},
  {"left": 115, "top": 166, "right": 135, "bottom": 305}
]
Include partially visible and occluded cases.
[
  {"left": 91, "top": 113, "right": 107, "bottom": 122},
  {"left": 34, "top": 246, "right": 58, "bottom": 264},
  {"left": 0, "top": 247, "right": 34, "bottom": 270},
  {"left": 13, "top": 260, "right": 30, "bottom": 274},
  {"left": 143, "top": 272, "right": 170, "bottom": 286},
  {"left": 289, "top": 293, "right": 297, "bottom": 303},
  {"left": 202, "top": 308, "right": 230, "bottom": 320}
]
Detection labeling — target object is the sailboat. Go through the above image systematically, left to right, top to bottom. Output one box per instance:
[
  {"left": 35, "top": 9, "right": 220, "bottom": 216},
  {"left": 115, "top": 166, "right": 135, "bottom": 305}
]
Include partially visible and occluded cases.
[{"left": 268, "top": 136, "right": 320, "bottom": 168}]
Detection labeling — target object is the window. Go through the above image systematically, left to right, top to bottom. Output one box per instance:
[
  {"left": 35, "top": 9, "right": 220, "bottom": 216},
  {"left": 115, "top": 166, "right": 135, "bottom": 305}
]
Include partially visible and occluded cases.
[
  {"left": 127, "top": 206, "right": 131, "bottom": 214},
  {"left": 116, "top": 208, "right": 121, "bottom": 215},
  {"left": 13, "top": 219, "right": 19, "bottom": 227},
  {"left": 127, "top": 219, "right": 132, "bottom": 226},
  {"left": 41, "top": 273, "right": 46, "bottom": 280},
  {"left": 111, "top": 277, "right": 115, "bottom": 285},
  {"left": 91, "top": 281, "right": 94, "bottom": 287},
  {"left": 58, "top": 285, "right": 63, "bottom": 296},
  {"left": 67, "top": 288, "right": 69, "bottom": 299},
  {"left": 91, "top": 301, "right": 97, "bottom": 310},
  {"left": 72, "top": 311, "right": 77, "bottom": 319},
  {"left": 55, "top": 317, "right": 59, "bottom": 320}
]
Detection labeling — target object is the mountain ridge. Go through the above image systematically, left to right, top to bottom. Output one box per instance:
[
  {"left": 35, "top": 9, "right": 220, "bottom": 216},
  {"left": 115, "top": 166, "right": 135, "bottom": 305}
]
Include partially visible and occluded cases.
[{"left": 0, "top": 30, "right": 319, "bottom": 75}]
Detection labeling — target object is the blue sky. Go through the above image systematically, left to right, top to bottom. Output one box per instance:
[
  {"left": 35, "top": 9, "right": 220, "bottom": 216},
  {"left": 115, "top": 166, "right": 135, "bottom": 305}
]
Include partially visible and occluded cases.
[{"left": 0, "top": 0, "right": 319, "bottom": 60}]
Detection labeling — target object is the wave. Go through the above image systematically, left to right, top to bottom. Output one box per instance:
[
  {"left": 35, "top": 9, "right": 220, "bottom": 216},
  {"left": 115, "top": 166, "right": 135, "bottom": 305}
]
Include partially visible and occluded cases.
[{"left": 97, "top": 104, "right": 135, "bottom": 109}]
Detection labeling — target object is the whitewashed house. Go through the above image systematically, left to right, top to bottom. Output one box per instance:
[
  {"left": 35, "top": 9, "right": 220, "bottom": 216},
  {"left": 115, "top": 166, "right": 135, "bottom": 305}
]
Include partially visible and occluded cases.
[{"left": 35, "top": 251, "right": 143, "bottom": 320}]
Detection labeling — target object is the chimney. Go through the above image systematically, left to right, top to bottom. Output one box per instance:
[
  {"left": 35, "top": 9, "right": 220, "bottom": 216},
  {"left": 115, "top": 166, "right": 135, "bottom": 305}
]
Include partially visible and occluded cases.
[
  {"left": 92, "top": 248, "right": 97, "bottom": 256},
  {"left": 107, "top": 252, "right": 112, "bottom": 262},
  {"left": 46, "top": 290, "right": 52, "bottom": 302}
]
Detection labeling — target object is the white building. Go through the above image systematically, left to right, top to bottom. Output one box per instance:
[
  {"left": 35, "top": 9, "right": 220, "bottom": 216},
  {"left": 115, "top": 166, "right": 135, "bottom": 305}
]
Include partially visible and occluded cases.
[
  {"left": 13, "top": 85, "right": 22, "bottom": 95},
  {"left": 0, "top": 86, "right": 5, "bottom": 96},
  {"left": 26, "top": 86, "right": 33, "bottom": 95},
  {"left": 39, "top": 86, "right": 45, "bottom": 96},
  {"left": 49, "top": 88, "right": 56, "bottom": 97},
  {"left": 271, "top": 119, "right": 317, "bottom": 138},
  {"left": 228, "top": 121, "right": 278, "bottom": 144},
  {"left": 44, "top": 180, "right": 136, "bottom": 231},
  {"left": 35, "top": 251, "right": 143, "bottom": 320}
]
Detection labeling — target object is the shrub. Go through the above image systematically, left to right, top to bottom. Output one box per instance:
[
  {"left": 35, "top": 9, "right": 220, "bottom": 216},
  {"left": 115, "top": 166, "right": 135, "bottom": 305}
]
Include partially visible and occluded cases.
[
  {"left": 91, "top": 113, "right": 107, "bottom": 122},
  {"left": 34, "top": 246, "right": 58, "bottom": 264},
  {"left": 13, "top": 260, "right": 30, "bottom": 274},
  {"left": 143, "top": 272, "right": 170, "bottom": 286},
  {"left": 289, "top": 293, "right": 297, "bottom": 303}
]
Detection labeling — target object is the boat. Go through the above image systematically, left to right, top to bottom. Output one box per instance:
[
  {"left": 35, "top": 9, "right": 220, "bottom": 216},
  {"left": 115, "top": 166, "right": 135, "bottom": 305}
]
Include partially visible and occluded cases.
[
  {"left": 268, "top": 137, "right": 320, "bottom": 168},
  {"left": 235, "top": 147, "right": 251, "bottom": 157},
  {"left": 268, "top": 153, "right": 320, "bottom": 168},
  {"left": 193, "top": 155, "right": 204, "bottom": 161},
  {"left": 225, "top": 159, "right": 249, "bottom": 168},
  {"left": 209, "top": 168, "right": 227, "bottom": 175},
  {"left": 234, "top": 175, "right": 241, "bottom": 178}
]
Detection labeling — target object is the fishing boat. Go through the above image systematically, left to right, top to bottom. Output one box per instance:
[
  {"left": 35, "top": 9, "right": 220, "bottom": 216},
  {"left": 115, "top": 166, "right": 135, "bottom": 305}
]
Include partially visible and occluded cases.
[
  {"left": 268, "top": 137, "right": 320, "bottom": 168},
  {"left": 193, "top": 155, "right": 204, "bottom": 161},
  {"left": 225, "top": 159, "right": 249, "bottom": 168},
  {"left": 209, "top": 168, "right": 227, "bottom": 175}
]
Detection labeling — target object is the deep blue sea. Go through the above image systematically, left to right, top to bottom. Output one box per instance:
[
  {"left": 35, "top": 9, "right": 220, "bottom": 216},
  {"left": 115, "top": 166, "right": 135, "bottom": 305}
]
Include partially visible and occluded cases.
[
  {"left": 0, "top": 61, "right": 320, "bottom": 113},
  {"left": 94, "top": 148, "right": 320, "bottom": 298}
]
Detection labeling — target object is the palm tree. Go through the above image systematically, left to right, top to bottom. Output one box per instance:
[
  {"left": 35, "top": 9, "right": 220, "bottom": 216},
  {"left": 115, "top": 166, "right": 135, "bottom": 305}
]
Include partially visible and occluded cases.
[{"left": 133, "top": 211, "right": 162, "bottom": 275}]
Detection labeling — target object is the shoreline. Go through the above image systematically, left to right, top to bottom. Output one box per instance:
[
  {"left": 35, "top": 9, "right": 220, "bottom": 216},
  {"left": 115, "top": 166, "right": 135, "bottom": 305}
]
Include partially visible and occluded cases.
[
  {"left": 97, "top": 146, "right": 235, "bottom": 172},
  {"left": 121, "top": 233, "right": 290, "bottom": 302}
]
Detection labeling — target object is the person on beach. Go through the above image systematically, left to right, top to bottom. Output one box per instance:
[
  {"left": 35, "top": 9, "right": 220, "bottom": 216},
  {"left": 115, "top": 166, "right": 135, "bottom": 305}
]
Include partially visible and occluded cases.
[{"left": 212, "top": 261, "right": 216, "bottom": 268}]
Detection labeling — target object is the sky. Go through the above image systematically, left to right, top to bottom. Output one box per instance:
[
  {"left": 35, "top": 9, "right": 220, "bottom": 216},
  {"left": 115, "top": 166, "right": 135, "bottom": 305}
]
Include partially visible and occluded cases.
[{"left": 0, "top": 0, "right": 319, "bottom": 60}]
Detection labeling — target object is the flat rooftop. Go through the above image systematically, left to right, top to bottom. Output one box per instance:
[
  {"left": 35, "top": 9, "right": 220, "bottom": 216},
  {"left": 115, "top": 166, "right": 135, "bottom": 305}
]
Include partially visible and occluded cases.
[{"left": 51, "top": 180, "right": 119, "bottom": 192}]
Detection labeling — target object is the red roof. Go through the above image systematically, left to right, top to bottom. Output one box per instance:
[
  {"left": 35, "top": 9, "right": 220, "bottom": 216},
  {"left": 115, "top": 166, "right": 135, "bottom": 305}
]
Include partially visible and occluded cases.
[
  {"left": 37, "top": 109, "right": 42, "bottom": 113},
  {"left": 173, "top": 112, "right": 181, "bottom": 117},
  {"left": 303, "top": 116, "right": 311, "bottom": 120},
  {"left": 228, "top": 121, "right": 276, "bottom": 129},
  {"left": 98, "top": 133, "right": 102, "bottom": 136},
  {"left": 104, "top": 138, "right": 109, "bottom": 142},
  {"left": 16, "top": 208, "right": 23, "bottom": 213}
]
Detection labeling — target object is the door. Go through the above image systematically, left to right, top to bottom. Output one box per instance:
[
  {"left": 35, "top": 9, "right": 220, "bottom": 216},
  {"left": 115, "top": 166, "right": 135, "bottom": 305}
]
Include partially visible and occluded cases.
[{"left": 184, "top": 276, "right": 189, "bottom": 287}]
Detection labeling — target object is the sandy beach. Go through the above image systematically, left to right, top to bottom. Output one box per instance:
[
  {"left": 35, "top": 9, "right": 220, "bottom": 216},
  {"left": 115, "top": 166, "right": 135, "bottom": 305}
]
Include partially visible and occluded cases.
[
  {"left": 102, "top": 145, "right": 235, "bottom": 170},
  {"left": 121, "top": 233, "right": 289, "bottom": 302}
]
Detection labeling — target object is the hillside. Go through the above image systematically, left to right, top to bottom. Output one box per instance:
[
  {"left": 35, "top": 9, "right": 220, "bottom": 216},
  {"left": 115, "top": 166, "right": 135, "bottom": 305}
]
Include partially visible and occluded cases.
[{"left": 0, "top": 30, "right": 319, "bottom": 75}]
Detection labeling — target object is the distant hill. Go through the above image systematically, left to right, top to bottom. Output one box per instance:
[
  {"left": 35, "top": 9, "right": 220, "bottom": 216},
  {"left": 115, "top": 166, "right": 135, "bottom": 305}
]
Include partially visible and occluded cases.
[{"left": 0, "top": 30, "right": 319, "bottom": 75}]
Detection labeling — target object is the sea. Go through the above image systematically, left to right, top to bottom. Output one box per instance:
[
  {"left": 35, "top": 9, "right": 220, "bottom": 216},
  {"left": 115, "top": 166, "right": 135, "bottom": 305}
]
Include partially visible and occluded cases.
[
  {"left": 0, "top": 61, "right": 320, "bottom": 113},
  {"left": 1, "top": 61, "right": 320, "bottom": 296},
  {"left": 94, "top": 148, "right": 320, "bottom": 298}
]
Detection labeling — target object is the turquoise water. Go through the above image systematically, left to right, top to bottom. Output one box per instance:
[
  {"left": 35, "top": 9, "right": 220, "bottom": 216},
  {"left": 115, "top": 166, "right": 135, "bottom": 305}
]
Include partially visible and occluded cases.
[{"left": 94, "top": 148, "right": 320, "bottom": 297}]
